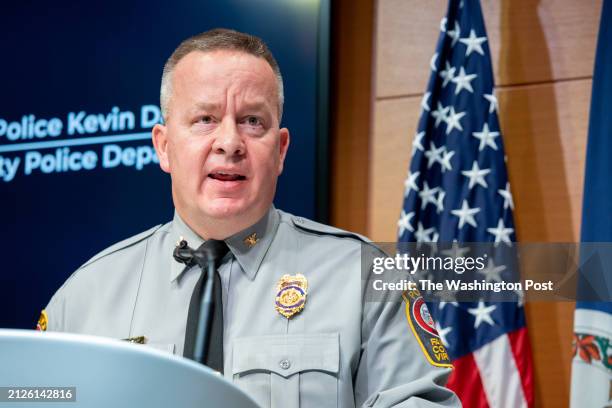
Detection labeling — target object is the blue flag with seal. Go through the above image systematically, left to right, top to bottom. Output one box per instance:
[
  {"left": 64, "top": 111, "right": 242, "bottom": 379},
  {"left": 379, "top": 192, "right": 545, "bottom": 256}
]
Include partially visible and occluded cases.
[{"left": 570, "top": 1, "right": 612, "bottom": 406}]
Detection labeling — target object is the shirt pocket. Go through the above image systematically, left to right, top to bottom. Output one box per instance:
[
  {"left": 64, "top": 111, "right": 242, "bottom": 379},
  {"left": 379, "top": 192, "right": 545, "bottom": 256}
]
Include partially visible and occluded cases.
[{"left": 232, "top": 333, "right": 339, "bottom": 408}]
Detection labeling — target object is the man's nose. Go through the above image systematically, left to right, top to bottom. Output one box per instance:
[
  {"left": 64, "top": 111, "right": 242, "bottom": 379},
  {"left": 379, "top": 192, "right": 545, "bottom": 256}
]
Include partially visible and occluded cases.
[{"left": 212, "top": 119, "right": 245, "bottom": 157}]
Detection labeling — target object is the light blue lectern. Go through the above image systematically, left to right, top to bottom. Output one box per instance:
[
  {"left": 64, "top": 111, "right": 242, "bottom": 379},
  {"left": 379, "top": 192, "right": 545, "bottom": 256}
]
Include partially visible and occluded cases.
[{"left": 0, "top": 329, "right": 259, "bottom": 408}]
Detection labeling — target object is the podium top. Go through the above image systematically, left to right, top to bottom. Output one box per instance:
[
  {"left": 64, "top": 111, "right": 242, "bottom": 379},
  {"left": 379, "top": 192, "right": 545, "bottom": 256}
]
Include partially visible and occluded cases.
[{"left": 0, "top": 329, "right": 259, "bottom": 408}]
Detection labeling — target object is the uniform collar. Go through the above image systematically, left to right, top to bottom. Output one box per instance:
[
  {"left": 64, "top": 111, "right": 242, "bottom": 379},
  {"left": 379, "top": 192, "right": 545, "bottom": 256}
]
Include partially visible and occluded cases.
[
  {"left": 169, "top": 207, "right": 280, "bottom": 282},
  {"left": 225, "top": 207, "right": 280, "bottom": 281},
  {"left": 169, "top": 212, "right": 205, "bottom": 282}
]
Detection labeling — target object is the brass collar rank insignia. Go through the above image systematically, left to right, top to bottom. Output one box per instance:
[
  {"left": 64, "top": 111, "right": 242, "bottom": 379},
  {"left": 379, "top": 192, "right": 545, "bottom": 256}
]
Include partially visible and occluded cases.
[
  {"left": 243, "top": 232, "right": 259, "bottom": 248},
  {"left": 275, "top": 274, "right": 308, "bottom": 319},
  {"left": 36, "top": 310, "right": 48, "bottom": 332}
]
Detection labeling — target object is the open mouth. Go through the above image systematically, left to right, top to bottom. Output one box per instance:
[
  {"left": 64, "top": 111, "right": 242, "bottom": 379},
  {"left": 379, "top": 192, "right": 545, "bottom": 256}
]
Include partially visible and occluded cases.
[{"left": 208, "top": 171, "right": 247, "bottom": 182}]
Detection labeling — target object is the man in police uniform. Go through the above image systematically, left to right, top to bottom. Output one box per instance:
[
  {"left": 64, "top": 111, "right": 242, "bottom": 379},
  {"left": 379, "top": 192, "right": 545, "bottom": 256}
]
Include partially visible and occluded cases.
[{"left": 40, "top": 29, "right": 460, "bottom": 407}]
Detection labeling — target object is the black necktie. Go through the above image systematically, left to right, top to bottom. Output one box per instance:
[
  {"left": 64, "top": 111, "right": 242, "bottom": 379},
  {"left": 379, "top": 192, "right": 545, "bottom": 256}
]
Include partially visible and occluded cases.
[{"left": 178, "top": 240, "right": 229, "bottom": 372}]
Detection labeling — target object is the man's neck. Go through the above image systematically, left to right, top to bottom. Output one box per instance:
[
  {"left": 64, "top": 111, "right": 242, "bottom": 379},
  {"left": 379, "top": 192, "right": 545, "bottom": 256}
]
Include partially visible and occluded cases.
[{"left": 177, "top": 207, "right": 271, "bottom": 240}]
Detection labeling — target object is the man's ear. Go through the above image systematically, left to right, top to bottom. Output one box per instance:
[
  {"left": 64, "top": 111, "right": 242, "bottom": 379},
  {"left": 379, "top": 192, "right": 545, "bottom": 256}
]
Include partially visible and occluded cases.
[
  {"left": 152, "top": 124, "right": 171, "bottom": 173},
  {"left": 277, "top": 128, "right": 290, "bottom": 175}
]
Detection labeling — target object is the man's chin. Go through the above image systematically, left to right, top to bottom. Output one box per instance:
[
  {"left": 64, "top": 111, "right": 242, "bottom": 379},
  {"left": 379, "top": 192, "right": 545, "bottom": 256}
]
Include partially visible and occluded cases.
[{"left": 201, "top": 199, "right": 248, "bottom": 219}]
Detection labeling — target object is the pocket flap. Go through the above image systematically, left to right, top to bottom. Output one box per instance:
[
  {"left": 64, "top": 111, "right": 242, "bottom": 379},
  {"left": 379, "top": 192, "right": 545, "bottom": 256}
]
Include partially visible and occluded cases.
[{"left": 232, "top": 333, "right": 339, "bottom": 378}]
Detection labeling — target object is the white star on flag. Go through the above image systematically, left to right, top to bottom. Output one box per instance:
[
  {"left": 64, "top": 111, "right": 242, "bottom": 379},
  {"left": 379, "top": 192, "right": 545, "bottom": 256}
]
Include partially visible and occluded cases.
[
  {"left": 439, "top": 17, "right": 447, "bottom": 32},
  {"left": 447, "top": 21, "right": 461, "bottom": 46},
  {"left": 459, "top": 29, "right": 487, "bottom": 56},
  {"left": 430, "top": 54, "right": 438, "bottom": 72},
  {"left": 439, "top": 62, "right": 456, "bottom": 87},
  {"left": 452, "top": 67, "right": 477, "bottom": 94},
  {"left": 421, "top": 92, "right": 431, "bottom": 112},
  {"left": 484, "top": 92, "right": 498, "bottom": 113},
  {"left": 431, "top": 102, "right": 449, "bottom": 127},
  {"left": 445, "top": 106, "right": 466, "bottom": 135},
  {"left": 472, "top": 123, "right": 499, "bottom": 151},
  {"left": 412, "top": 131, "right": 425, "bottom": 155},
  {"left": 424, "top": 141, "right": 445, "bottom": 168},
  {"left": 440, "top": 149, "right": 455, "bottom": 172},
  {"left": 461, "top": 161, "right": 491, "bottom": 189},
  {"left": 404, "top": 171, "right": 420, "bottom": 195},
  {"left": 419, "top": 181, "right": 439, "bottom": 210},
  {"left": 498, "top": 182, "right": 514, "bottom": 210},
  {"left": 435, "top": 190, "right": 446, "bottom": 213},
  {"left": 451, "top": 199, "right": 480, "bottom": 228},
  {"left": 397, "top": 210, "right": 415, "bottom": 236},
  {"left": 487, "top": 218, "right": 514, "bottom": 246},
  {"left": 415, "top": 222, "right": 435, "bottom": 242},
  {"left": 431, "top": 230, "right": 440, "bottom": 243},
  {"left": 441, "top": 241, "right": 470, "bottom": 258},
  {"left": 478, "top": 258, "right": 506, "bottom": 283},
  {"left": 439, "top": 301, "right": 459, "bottom": 310},
  {"left": 468, "top": 301, "right": 497, "bottom": 328},
  {"left": 435, "top": 322, "right": 452, "bottom": 347}
]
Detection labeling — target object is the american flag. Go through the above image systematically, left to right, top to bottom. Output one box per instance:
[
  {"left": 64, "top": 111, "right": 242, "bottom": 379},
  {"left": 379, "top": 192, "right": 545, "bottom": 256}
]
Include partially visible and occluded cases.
[{"left": 397, "top": 1, "right": 534, "bottom": 406}]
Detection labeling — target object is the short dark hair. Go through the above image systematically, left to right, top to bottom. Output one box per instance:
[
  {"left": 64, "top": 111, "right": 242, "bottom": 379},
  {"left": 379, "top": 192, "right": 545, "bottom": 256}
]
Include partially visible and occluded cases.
[{"left": 160, "top": 28, "right": 284, "bottom": 120}]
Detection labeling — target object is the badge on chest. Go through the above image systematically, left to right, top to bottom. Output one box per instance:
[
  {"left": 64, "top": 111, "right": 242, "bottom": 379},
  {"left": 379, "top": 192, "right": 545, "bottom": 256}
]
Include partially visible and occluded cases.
[{"left": 274, "top": 274, "right": 308, "bottom": 319}]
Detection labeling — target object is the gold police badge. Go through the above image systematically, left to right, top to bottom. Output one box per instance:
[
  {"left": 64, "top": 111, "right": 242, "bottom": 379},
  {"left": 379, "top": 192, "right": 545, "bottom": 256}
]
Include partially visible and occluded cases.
[{"left": 275, "top": 274, "right": 308, "bottom": 319}]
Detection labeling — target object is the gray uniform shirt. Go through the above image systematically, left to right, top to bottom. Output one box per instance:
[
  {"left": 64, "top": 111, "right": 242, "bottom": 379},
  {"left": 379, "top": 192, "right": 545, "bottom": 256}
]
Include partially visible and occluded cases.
[{"left": 44, "top": 207, "right": 460, "bottom": 408}]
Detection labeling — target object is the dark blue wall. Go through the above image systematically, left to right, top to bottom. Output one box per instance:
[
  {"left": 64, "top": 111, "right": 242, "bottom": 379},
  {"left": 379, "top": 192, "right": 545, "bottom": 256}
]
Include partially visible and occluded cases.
[{"left": 0, "top": 0, "right": 327, "bottom": 328}]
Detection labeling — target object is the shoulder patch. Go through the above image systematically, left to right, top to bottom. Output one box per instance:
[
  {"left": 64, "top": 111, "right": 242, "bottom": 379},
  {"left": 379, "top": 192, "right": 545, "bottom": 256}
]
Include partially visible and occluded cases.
[
  {"left": 285, "top": 212, "right": 371, "bottom": 243},
  {"left": 79, "top": 224, "right": 164, "bottom": 269},
  {"left": 402, "top": 290, "right": 453, "bottom": 368},
  {"left": 36, "top": 310, "right": 48, "bottom": 331}
]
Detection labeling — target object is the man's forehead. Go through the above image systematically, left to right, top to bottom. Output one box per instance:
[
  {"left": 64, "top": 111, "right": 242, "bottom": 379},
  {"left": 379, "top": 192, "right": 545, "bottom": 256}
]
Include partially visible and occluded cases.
[
  {"left": 174, "top": 49, "right": 275, "bottom": 83},
  {"left": 170, "top": 50, "right": 279, "bottom": 116}
]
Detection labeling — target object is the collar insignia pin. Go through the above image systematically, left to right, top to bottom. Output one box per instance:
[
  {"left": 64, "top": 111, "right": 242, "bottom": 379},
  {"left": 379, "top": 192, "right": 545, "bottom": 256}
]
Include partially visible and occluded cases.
[
  {"left": 243, "top": 232, "right": 259, "bottom": 248},
  {"left": 275, "top": 274, "right": 308, "bottom": 319},
  {"left": 36, "top": 310, "right": 48, "bottom": 332}
]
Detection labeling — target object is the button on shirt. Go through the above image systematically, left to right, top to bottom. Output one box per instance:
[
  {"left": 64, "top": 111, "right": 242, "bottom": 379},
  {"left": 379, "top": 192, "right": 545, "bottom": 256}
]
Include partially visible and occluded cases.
[{"left": 44, "top": 207, "right": 460, "bottom": 407}]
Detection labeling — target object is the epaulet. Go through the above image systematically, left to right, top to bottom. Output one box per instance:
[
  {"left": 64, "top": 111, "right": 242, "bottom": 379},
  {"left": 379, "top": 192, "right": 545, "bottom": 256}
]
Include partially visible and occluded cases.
[
  {"left": 286, "top": 213, "right": 371, "bottom": 244},
  {"left": 78, "top": 224, "right": 164, "bottom": 269}
]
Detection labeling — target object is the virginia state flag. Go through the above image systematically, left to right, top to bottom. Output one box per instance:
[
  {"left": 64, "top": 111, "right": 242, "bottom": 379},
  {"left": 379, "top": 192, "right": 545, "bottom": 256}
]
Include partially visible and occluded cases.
[{"left": 570, "top": 1, "right": 612, "bottom": 406}]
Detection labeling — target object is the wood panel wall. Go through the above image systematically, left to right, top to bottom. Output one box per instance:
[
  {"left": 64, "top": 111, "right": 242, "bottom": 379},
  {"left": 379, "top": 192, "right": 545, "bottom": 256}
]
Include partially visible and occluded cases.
[
  {"left": 330, "top": 0, "right": 375, "bottom": 235},
  {"left": 332, "top": 0, "right": 602, "bottom": 406}
]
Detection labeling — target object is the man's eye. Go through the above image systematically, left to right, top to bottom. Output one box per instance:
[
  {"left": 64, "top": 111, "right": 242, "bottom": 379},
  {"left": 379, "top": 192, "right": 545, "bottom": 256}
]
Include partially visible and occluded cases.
[
  {"left": 200, "top": 115, "right": 214, "bottom": 124},
  {"left": 245, "top": 116, "right": 261, "bottom": 126}
]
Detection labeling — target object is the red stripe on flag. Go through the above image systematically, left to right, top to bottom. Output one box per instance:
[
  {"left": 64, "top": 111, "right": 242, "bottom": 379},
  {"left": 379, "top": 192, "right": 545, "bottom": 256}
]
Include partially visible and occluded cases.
[
  {"left": 508, "top": 327, "right": 535, "bottom": 407},
  {"left": 446, "top": 353, "right": 489, "bottom": 408}
]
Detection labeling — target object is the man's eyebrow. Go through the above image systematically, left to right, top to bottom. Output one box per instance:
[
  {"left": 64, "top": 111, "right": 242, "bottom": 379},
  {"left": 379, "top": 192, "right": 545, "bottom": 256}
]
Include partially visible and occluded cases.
[{"left": 238, "top": 101, "right": 273, "bottom": 113}]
